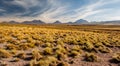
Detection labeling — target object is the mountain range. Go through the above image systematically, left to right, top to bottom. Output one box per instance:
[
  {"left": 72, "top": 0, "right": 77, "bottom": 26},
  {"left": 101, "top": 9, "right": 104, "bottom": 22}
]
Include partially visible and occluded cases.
[
  {"left": 1, "top": 19, "right": 120, "bottom": 25},
  {"left": 74, "top": 19, "right": 88, "bottom": 24},
  {"left": 22, "top": 20, "right": 45, "bottom": 24},
  {"left": 53, "top": 21, "right": 62, "bottom": 24}
]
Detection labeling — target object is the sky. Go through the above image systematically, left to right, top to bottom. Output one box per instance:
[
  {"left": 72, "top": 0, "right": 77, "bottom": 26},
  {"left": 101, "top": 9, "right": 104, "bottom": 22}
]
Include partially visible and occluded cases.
[{"left": 0, "top": 0, "right": 120, "bottom": 23}]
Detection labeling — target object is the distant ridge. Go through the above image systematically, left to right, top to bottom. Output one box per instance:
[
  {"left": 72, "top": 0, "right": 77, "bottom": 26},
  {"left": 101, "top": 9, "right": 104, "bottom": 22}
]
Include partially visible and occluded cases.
[
  {"left": 1, "top": 19, "right": 120, "bottom": 25},
  {"left": 74, "top": 19, "right": 89, "bottom": 24},
  {"left": 22, "top": 20, "right": 45, "bottom": 24},
  {"left": 90, "top": 20, "right": 120, "bottom": 25},
  {"left": 1, "top": 21, "right": 19, "bottom": 24},
  {"left": 9, "top": 21, "right": 19, "bottom": 24},
  {"left": 53, "top": 21, "right": 62, "bottom": 24},
  {"left": 101, "top": 21, "right": 120, "bottom": 25},
  {"left": 66, "top": 22, "right": 73, "bottom": 24}
]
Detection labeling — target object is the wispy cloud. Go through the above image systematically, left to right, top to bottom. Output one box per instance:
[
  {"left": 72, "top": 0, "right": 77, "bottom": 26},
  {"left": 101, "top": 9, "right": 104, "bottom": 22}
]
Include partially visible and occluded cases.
[
  {"left": 0, "top": 0, "right": 120, "bottom": 22},
  {"left": 44, "top": 0, "right": 105, "bottom": 22},
  {"left": 0, "top": 9, "right": 5, "bottom": 12}
]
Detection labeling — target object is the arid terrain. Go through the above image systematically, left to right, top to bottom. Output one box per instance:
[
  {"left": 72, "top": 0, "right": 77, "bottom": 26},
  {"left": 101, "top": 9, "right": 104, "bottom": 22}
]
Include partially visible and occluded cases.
[{"left": 0, "top": 24, "right": 120, "bottom": 66}]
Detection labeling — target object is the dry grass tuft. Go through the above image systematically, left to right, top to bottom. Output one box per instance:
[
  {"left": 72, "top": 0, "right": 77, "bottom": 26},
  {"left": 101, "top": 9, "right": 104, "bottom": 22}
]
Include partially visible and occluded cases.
[{"left": 0, "top": 49, "right": 12, "bottom": 58}]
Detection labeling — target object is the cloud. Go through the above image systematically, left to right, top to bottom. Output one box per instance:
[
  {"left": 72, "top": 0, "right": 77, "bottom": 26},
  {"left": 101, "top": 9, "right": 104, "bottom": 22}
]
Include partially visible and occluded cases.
[
  {"left": 0, "top": 0, "right": 120, "bottom": 22},
  {"left": 0, "top": 0, "right": 52, "bottom": 17},
  {"left": 0, "top": 0, "right": 69, "bottom": 22},
  {"left": 35, "top": 0, "right": 104, "bottom": 22},
  {"left": 37, "top": 0, "right": 114, "bottom": 22},
  {"left": 44, "top": 0, "right": 105, "bottom": 22},
  {"left": 0, "top": 9, "right": 5, "bottom": 12},
  {"left": 108, "top": 16, "right": 120, "bottom": 20}
]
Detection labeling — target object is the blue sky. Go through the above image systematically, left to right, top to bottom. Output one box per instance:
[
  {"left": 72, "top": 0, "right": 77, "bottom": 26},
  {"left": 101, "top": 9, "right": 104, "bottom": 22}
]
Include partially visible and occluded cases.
[{"left": 0, "top": 0, "right": 120, "bottom": 23}]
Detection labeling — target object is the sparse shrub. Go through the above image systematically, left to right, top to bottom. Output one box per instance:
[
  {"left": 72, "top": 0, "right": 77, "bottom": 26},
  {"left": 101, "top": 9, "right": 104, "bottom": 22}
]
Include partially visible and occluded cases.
[
  {"left": 17, "top": 35, "right": 25, "bottom": 40},
  {"left": 26, "top": 37, "right": 34, "bottom": 43},
  {"left": 0, "top": 38, "right": 6, "bottom": 43},
  {"left": 7, "top": 39, "right": 18, "bottom": 44},
  {"left": 56, "top": 39, "right": 64, "bottom": 46},
  {"left": 68, "top": 39, "right": 78, "bottom": 45},
  {"left": 34, "top": 41, "right": 44, "bottom": 46},
  {"left": 83, "top": 41, "right": 94, "bottom": 52},
  {"left": 102, "top": 41, "right": 113, "bottom": 47},
  {"left": 43, "top": 42, "right": 53, "bottom": 48},
  {"left": 94, "top": 42, "right": 103, "bottom": 48},
  {"left": 114, "top": 42, "right": 120, "bottom": 48},
  {"left": 28, "top": 43, "right": 35, "bottom": 48},
  {"left": 46, "top": 43, "right": 51, "bottom": 47},
  {"left": 5, "top": 44, "right": 18, "bottom": 50},
  {"left": 19, "top": 44, "right": 30, "bottom": 50},
  {"left": 55, "top": 45, "right": 67, "bottom": 54},
  {"left": 72, "top": 45, "right": 80, "bottom": 51},
  {"left": 98, "top": 46, "right": 112, "bottom": 53},
  {"left": 43, "top": 47, "right": 53, "bottom": 55},
  {"left": 0, "top": 49, "right": 12, "bottom": 58},
  {"left": 9, "top": 49, "right": 17, "bottom": 55},
  {"left": 32, "top": 49, "right": 42, "bottom": 61},
  {"left": 55, "top": 50, "right": 67, "bottom": 60},
  {"left": 69, "top": 50, "right": 80, "bottom": 58},
  {"left": 16, "top": 52, "right": 26, "bottom": 59},
  {"left": 84, "top": 53, "right": 99, "bottom": 62},
  {"left": 111, "top": 53, "right": 120, "bottom": 63},
  {"left": 37, "top": 56, "right": 57, "bottom": 66},
  {"left": 12, "top": 58, "right": 20, "bottom": 62},
  {"left": 29, "top": 59, "right": 37, "bottom": 66},
  {"left": 37, "top": 59, "right": 50, "bottom": 66},
  {"left": 68, "top": 60, "right": 74, "bottom": 64},
  {"left": 0, "top": 62, "right": 7, "bottom": 66},
  {"left": 57, "top": 62, "right": 69, "bottom": 66}
]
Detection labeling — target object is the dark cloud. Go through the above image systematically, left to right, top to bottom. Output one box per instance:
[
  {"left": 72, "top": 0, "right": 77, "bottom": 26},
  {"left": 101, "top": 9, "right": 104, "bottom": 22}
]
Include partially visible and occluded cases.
[
  {"left": 0, "top": 0, "right": 51, "bottom": 17},
  {"left": 0, "top": 0, "right": 25, "bottom": 16}
]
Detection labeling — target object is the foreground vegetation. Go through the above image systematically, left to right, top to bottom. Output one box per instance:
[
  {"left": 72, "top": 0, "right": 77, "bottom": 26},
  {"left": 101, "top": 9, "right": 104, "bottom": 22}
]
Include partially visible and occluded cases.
[{"left": 0, "top": 23, "right": 120, "bottom": 66}]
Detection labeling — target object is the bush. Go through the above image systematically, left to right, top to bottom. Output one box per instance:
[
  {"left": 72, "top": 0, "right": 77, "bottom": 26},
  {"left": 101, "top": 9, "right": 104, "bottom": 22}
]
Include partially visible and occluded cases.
[
  {"left": 0, "top": 38, "right": 5, "bottom": 43},
  {"left": 34, "top": 41, "right": 44, "bottom": 46},
  {"left": 102, "top": 41, "right": 113, "bottom": 47},
  {"left": 83, "top": 42, "right": 94, "bottom": 52},
  {"left": 94, "top": 42, "right": 103, "bottom": 48},
  {"left": 28, "top": 43, "right": 35, "bottom": 48},
  {"left": 46, "top": 43, "right": 52, "bottom": 47},
  {"left": 5, "top": 44, "right": 18, "bottom": 50},
  {"left": 19, "top": 44, "right": 30, "bottom": 50},
  {"left": 55, "top": 45, "right": 67, "bottom": 54},
  {"left": 72, "top": 45, "right": 80, "bottom": 51},
  {"left": 98, "top": 46, "right": 112, "bottom": 53},
  {"left": 43, "top": 47, "right": 53, "bottom": 55},
  {"left": 0, "top": 49, "right": 12, "bottom": 58},
  {"left": 9, "top": 49, "right": 17, "bottom": 55},
  {"left": 32, "top": 49, "right": 42, "bottom": 61},
  {"left": 69, "top": 50, "right": 80, "bottom": 58},
  {"left": 55, "top": 51, "right": 67, "bottom": 60},
  {"left": 16, "top": 52, "right": 26, "bottom": 59},
  {"left": 84, "top": 53, "right": 99, "bottom": 62},
  {"left": 111, "top": 53, "right": 120, "bottom": 63},
  {"left": 37, "top": 56, "right": 57, "bottom": 66},
  {"left": 12, "top": 58, "right": 20, "bottom": 62},
  {"left": 29, "top": 59, "right": 37, "bottom": 66},
  {"left": 37, "top": 59, "right": 50, "bottom": 66},
  {"left": 0, "top": 62, "right": 7, "bottom": 66},
  {"left": 57, "top": 62, "right": 69, "bottom": 66}
]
